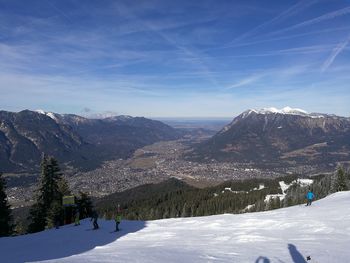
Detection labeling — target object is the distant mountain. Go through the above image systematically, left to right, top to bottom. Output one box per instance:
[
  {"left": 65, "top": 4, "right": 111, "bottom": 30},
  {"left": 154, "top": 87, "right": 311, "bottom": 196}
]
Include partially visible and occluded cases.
[
  {"left": 187, "top": 107, "right": 350, "bottom": 167},
  {"left": 0, "top": 110, "right": 181, "bottom": 173},
  {"left": 0, "top": 110, "right": 86, "bottom": 172},
  {"left": 61, "top": 113, "right": 182, "bottom": 165}
]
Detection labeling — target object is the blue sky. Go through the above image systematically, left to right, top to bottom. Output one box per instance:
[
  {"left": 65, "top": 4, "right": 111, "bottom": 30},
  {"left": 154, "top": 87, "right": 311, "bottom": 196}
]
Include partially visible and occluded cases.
[{"left": 0, "top": 0, "right": 350, "bottom": 117}]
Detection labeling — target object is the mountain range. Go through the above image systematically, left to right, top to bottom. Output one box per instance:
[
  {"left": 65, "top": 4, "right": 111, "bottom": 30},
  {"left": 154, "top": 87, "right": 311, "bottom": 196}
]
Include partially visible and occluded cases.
[
  {"left": 2, "top": 107, "right": 350, "bottom": 174},
  {"left": 188, "top": 107, "right": 350, "bottom": 168},
  {"left": 0, "top": 110, "right": 181, "bottom": 173}
]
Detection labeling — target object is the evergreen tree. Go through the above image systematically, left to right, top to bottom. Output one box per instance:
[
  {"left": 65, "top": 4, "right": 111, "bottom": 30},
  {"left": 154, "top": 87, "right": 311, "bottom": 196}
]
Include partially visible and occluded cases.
[
  {"left": 27, "top": 156, "right": 64, "bottom": 233},
  {"left": 39, "top": 157, "right": 63, "bottom": 209},
  {"left": 333, "top": 166, "right": 348, "bottom": 192},
  {"left": 0, "top": 173, "right": 14, "bottom": 237},
  {"left": 58, "top": 178, "right": 71, "bottom": 196},
  {"left": 76, "top": 192, "right": 93, "bottom": 219},
  {"left": 47, "top": 201, "right": 64, "bottom": 228},
  {"left": 27, "top": 203, "right": 46, "bottom": 233},
  {"left": 14, "top": 220, "right": 26, "bottom": 235}
]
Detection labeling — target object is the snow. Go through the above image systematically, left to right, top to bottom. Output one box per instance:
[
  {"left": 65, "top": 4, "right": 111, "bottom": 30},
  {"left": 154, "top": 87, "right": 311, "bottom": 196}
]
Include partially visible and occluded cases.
[
  {"left": 242, "top": 106, "right": 326, "bottom": 119},
  {"left": 244, "top": 106, "right": 308, "bottom": 117},
  {"left": 250, "top": 106, "right": 308, "bottom": 116},
  {"left": 35, "top": 109, "right": 46, "bottom": 115},
  {"left": 35, "top": 110, "right": 57, "bottom": 120},
  {"left": 46, "top": 112, "right": 57, "bottom": 120},
  {"left": 297, "top": 178, "right": 314, "bottom": 186},
  {"left": 266, "top": 179, "right": 314, "bottom": 202},
  {"left": 265, "top": 181, "right": 289, "bottom": 201},
  {"left": 279, "top": 181, "right": 290, "bottom": 194},
  {"left": 253, "top": 184, "right": 265, "bottom": 191},
  {"left": 220, "top": 185, "right": 265, "bottom": 195},
  {"left": 223, "top": 187, "right": 247, "bottom": 193},
  {"left": 1, "top": 191, "right": 350, "bottom": 263},
  {"left": 264, "top": 193, "right": 285, "bottom": 202},
  {"left": 243, "top": 204, "right": 255, "bottom": 211}
]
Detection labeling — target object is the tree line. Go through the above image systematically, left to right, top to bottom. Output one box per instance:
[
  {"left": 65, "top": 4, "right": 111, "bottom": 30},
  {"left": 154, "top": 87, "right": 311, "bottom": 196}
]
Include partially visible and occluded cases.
[
  {"left": 0, "top": 155, "right": 94, "bottom": 236},
  {"left": 1, "top": 160, "right": 349, "bottom": 237},
  {"left": 98, "top": 167, "right": 350, "bottom": 221}
]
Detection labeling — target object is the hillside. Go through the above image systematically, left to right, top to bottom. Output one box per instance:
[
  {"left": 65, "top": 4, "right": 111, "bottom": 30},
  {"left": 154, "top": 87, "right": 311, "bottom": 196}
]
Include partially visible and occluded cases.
[
  {"left": 188, "top": 107, "right": 350, "bottom": 168},
  {"left": 0, "top": 110, "right": 181, "bottom": 172},
  {"left": 0, "top": 110, "right": 86, "bottom": 172},
  {"left": 95, "top": 176, "right": 297, "bottom": 220},
  {"left": 1, "top": 191, "right": 349, "bottom": 262}
]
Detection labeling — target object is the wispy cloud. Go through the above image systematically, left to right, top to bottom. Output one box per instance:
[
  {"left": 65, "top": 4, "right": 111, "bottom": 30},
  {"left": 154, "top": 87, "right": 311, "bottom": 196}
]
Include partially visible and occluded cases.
[
  {"left": 1, "top": 0, "right": 349, "bottom": 117},
  {"left": 227, "top": 0, "right": 318, "bottom": 44},
  {"left": 112, "top": 1, "right": 220, "bottom": 88},
  {"left": 267, "top": 6, "right": 350, "bottom": 37},
  {"left": 206, "top": 26, "right": 350, "bottom": 51},
  {"left": 321, "top": 37, "right": 350, "bottom": 72},
  {"left": 198, "top": 44, "right": 336, "bottom": 61},
  {"left": 226, "top": 74, "right": 264, "bottom": 89}
]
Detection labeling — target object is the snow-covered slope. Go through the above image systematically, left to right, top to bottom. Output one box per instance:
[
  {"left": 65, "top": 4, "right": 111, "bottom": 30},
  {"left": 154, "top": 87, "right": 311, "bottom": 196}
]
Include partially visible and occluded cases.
[
  {"left": 241, "top": 106, "right": 326, "bottom": 119},
  {"left": 252, "top": 106, "right": 308, "bottom": 115},
  {"left": 35, "top": 109, "right": 59, "bottom": 120},
  {"left": 1, "top": 192, "right": 350, "bottom": 263}
]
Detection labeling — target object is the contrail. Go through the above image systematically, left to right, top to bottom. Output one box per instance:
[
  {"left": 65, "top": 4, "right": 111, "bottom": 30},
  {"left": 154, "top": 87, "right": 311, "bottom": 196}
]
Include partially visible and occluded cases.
[
  {"left": 227, "top": 0, "right": 318, "bottom": 44},
  {"left": 113, "top": 2, "right": 220, "bottom": 89},
  {"left": 267, "top": 6, "right": 350, "bottom": 37},
  {"left": 321, "top": 37, "right": 350, "bottom": 72},
  {"left": 226, "top": 74, "right": 263, "bottom": 89}
]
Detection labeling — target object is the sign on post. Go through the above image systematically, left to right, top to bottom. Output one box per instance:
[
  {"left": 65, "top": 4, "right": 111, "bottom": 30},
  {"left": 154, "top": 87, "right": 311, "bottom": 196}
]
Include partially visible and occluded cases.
[{"left": 62, "top": 195, "right": 75, "bottom": 206}]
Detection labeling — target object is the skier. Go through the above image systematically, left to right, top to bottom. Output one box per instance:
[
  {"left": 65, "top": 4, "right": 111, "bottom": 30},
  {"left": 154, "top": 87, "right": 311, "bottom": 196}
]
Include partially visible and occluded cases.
[
  {"left": 306, "top": 190, "right": 315, "bottom": 206},
  {"left": 115, "top": 204, "right": 122, "bottom": 232},
  {"left": 74, "top": 209, "right": 80, "bottom": 226},
  {"left": 90, "top": 210, "right": 99, "bottom": 229},
  {"left": 54, "top": 214, "right": 61, "bottom": 229}
]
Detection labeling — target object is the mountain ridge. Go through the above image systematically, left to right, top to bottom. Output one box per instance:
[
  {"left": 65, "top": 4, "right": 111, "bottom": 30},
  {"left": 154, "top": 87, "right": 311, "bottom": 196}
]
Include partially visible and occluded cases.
[
  {"left": 188, "top": 107, "right": 350, "bottom": 168},
  {"left": 0, "top": 109, "right": 181, "bottom": 173}
]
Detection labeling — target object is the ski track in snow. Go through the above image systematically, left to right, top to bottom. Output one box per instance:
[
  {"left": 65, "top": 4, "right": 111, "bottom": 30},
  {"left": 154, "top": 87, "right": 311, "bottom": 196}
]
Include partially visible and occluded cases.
[{"left": 1, "top": 192, "right": 350, "bottom": 263}]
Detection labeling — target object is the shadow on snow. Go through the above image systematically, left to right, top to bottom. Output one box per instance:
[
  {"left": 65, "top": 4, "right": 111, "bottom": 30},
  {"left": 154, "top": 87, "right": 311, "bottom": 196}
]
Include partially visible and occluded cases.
[
  {"left": 0, "top": 219, "right": 146, "bottom": 263},
  {"left": 256, "top": 243, "right": 308, "bottom": 263}
]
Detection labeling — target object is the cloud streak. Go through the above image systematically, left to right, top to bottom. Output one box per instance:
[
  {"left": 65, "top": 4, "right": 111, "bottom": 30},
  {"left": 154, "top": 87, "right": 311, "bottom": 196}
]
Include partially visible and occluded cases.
[
  {"left": 0, "top": 0, "right": 349, "bottom": 117},
  {"left": 227, "top": 0, "right": 318, "bottom": 45},
  {"left": 267, "top": 6, "right": 350, "bottom": 37},
  {"left": 321, "top": 37, "right": 350, "bottom": 72},
  {"left": 226, "top": 74, "right": 264, "bottom": 89}
]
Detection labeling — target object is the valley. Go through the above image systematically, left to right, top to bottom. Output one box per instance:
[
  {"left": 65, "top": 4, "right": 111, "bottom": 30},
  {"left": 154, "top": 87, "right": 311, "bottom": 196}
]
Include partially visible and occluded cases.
[
  {"left": 3, "top": 107, "right": 350, "bottom": 208},
  {"left": 4, "top": 139, "right": 337, "bottom": 208}
]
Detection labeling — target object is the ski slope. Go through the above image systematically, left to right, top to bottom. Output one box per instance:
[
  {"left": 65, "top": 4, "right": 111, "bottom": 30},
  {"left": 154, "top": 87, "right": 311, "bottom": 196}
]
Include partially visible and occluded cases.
[{"left": 1, "top": 191, "right": 350, "bottom": 263}]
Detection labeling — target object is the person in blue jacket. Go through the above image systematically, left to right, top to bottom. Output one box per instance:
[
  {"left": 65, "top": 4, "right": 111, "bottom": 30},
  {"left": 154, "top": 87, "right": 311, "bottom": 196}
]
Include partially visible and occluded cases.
[{"left": 306, "top": 190, "right": 315, "bottom": 206}]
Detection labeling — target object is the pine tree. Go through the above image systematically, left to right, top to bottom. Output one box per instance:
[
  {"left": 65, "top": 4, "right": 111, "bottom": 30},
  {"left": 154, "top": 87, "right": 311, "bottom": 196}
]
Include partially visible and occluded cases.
[
  {"left": 27, "top": 156, "right": 64, "bottom": 233},
  {"left": 39, "top": 157, "right": 63, "bottom": 209},
  {"left": 333, "top": 166, "right": 348, "bottom": 192},
  {"left": 0, "top": 173, "right": 14, "bottom": 237},
  {"left": 58, "top": 178, "right": 71, "bottom": 196},
  {"left": 76, "top": 192, "right": 93, "bottom": 219},
  {"left": 47, "top": 201, "right": 64, "bottom": 228},
  {"left": 27, "top": 203, "right": 46, "bottom": 233}
]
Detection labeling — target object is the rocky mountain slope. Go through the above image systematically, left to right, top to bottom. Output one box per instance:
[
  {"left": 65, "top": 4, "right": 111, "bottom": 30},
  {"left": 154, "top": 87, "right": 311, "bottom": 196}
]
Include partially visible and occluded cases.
[
  {"left": 188, "top": 107, "right": 350, "bottom": 167},
  {"left": 0, "top": 110, "right": 181, "bottom": 173}
]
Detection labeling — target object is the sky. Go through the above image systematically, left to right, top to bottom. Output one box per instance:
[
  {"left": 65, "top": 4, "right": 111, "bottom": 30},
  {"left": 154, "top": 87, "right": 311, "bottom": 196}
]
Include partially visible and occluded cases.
[{"left": 0, "top": 0, "right": 350, "bottom": 118}]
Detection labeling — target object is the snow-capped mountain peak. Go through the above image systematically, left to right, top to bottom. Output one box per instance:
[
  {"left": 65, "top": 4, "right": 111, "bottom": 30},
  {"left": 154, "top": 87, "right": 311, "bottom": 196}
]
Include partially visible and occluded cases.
[
  {"left": 249, "top": 106, "right": 309, "bottom": 116},
  {"left": 240, "top": 107, "right": 330, "bottom": 119},
  {"left": 35, "top": 109, "right": 59, "bottom": 120}
]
